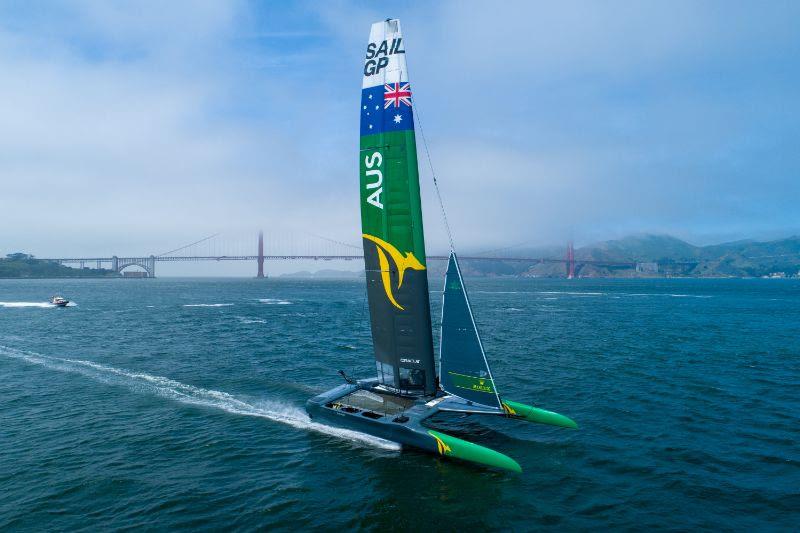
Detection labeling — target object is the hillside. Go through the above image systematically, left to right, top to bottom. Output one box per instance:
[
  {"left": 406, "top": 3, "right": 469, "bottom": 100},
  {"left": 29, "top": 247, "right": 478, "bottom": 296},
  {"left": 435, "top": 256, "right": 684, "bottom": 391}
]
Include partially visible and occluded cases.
[
  {"left": 458, "top": 235, "right": 800, "bottom": 278},
  {"left": 0, "top": 254, "right": 119, "bottom": 278}
]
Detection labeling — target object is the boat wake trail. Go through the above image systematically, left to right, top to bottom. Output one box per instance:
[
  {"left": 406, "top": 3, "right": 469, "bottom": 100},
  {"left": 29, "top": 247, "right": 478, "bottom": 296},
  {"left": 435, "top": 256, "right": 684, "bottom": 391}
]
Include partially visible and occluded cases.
[
  {"left": 259, "top": 298, "right": 291, "bottom": 305},
  {"left": 0, "top": 301, "right": 55, "bottom": 308},
  {"left": 0, "top": 345, "right": 400, "bottom": 451}
]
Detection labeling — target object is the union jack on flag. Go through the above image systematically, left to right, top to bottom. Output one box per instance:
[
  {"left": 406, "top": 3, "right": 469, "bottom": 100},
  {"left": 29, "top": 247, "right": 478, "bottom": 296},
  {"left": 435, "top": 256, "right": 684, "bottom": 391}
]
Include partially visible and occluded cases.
[{"left": 384, "top": 82, "right": 412, "bottom": 109}]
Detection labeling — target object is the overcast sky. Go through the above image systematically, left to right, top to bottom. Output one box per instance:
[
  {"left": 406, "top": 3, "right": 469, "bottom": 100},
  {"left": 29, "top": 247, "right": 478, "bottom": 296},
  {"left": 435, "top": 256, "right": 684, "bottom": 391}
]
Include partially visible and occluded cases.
[{"left": 1, "top": 1, "right": 798, "bottom": 275}]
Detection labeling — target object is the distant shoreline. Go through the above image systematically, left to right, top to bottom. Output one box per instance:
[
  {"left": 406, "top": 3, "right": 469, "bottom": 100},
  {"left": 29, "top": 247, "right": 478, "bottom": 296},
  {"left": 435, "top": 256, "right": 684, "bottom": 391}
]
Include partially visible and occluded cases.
[
  {"left": 3, "top": 233, "right": 798, "bottom": 279},
  {"left": 0, "top": 256, "right": 119, "bottom": 279},
  {"left": 0, "top": 276, "right": 120, "bottom": 280}
]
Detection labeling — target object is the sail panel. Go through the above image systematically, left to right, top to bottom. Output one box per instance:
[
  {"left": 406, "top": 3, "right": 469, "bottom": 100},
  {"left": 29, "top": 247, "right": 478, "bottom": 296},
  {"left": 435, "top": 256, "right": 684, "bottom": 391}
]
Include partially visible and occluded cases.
[
  {"left": 360, "top": 19, "right": 436, "bottom": 395},
  {"left": 439, "top": 253, "right": 502, "bottom": 409}
]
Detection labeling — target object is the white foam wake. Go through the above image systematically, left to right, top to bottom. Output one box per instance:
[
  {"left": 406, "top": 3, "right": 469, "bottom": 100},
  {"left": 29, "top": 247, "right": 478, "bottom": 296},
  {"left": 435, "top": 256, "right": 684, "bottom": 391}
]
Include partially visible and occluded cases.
[
  {"left": 537, "top": 291, "right": 605, "bottom": 296},
  {"left": 625, "top": 293, "right": 713, "bottom": 298},
  {"left": 259, "top": 298, "right": 291, "bottom": 305},
  {"left": 0, "top": 301, "right": 55, "bottom": 308},
  {"left": 183, "top": 303, "right": 234, "bottom": 307},
  {"left": 236, "top": 316, "right": 267, "bottom": 324},
  {"left": 0, "top": 345, "right": 400, "bottom": 451}
]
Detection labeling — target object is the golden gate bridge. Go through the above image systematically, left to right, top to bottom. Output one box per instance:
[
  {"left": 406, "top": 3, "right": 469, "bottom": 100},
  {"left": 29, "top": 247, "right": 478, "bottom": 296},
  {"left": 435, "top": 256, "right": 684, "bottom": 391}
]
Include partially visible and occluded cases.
[{"left": 38, "top": 232, "right": 637, "bottom": 278}]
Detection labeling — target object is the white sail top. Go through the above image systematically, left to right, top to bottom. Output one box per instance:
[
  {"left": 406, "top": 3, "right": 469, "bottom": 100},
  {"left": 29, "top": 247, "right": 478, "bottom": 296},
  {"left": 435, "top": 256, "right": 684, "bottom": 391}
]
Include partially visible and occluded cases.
[{"left": 362, "top": 19, "right": 408, "bottom": 89}]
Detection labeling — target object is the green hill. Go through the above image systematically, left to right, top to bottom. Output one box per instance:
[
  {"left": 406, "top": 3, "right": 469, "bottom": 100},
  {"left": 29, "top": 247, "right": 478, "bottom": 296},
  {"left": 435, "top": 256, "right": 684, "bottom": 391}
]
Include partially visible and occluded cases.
[
  {"left": 458, "top": 235, "right": 800, "bottom": 278},
  {"left": 0, "top": 254, "right": 119, "bottom": 278}
]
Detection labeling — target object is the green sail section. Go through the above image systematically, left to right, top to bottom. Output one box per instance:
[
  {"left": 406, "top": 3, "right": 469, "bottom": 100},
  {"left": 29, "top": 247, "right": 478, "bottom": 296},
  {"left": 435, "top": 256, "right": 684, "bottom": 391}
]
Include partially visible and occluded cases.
[
  {"left": 359, "top": 19, "right": 435, "bottom": 395},
  {"left": 439, "top": 252, "right": 502, "bottom": 409}
]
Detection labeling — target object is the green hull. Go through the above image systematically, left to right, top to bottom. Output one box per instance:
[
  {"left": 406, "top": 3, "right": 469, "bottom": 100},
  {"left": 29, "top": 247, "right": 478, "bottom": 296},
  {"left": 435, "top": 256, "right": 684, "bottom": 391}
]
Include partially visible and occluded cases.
[
  {"left": 502, "top": 400, "right": 578, "bottom": 429},
  {"left": 426, "top": 429, "right": 522, "bottom": 473}
]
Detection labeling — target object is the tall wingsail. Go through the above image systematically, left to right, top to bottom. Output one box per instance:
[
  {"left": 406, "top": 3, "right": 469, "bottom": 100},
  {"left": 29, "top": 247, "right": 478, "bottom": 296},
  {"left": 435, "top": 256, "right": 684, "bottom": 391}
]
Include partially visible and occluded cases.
[
  {"left": 360, "top": 19, "right": 436, "bottom": 395},
  {"left": 439, "top": 253, "right": 502, "bottom": 409}
]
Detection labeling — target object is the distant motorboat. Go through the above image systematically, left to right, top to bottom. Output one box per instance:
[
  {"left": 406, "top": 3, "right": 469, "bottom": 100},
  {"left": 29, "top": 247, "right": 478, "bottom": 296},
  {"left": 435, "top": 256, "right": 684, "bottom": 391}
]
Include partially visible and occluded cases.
[{"left": 50, "top": 295, "right": 69, "bottom": 307}]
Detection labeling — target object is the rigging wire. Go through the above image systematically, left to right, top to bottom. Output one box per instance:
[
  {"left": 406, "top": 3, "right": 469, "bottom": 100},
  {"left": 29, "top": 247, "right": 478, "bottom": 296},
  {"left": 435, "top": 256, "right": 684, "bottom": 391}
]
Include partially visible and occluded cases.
[
  {"left": 404, "top": 44, "right": 455, "bottom": 253},
  {"left": 414, "top": 105, "right": 455, "bottom": 253},
  {"left": 302, "top": 231, "right": 362, "bottom": 251},
  {"left": 156, "top": 233, "right": 220, "bottom": 257},
  {"left": 472, "top": 241, "right": 531, "bottom": 257}
]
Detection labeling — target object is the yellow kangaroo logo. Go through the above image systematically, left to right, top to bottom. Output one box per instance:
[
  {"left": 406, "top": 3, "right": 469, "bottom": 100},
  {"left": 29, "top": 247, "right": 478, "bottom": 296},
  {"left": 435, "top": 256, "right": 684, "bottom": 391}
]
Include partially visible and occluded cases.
[
  {"left": 363, "top": 234, "right": 425, "bottom": 311},
  {"left": 501, "top": 402, "right": 517, "bottom": 416},
  {"left": 429, "top": 432, "right": 452, "bottom": 456}
]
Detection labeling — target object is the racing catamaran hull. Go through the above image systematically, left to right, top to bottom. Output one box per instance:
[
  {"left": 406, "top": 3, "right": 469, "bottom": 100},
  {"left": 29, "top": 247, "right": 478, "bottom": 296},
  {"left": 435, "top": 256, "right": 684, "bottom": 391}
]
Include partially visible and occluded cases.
[
  {"left": 306, "top": 379, "right": 575, "bottom": 472},
  {"left": 306, "top": 381, "right": 523, "bottom": 473}
]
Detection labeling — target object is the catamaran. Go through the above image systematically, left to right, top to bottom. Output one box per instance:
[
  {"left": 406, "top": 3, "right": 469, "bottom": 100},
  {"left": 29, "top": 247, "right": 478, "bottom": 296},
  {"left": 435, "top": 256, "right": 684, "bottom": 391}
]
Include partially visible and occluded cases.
[{"left": 306, "top": 19, "right": 576, "bottom": 473}]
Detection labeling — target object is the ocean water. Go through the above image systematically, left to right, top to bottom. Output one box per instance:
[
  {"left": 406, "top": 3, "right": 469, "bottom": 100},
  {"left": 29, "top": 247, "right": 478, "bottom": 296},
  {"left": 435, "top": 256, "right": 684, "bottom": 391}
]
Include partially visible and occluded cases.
[{"left": 0, "top": 277, "right": 798, "bottom": 531}]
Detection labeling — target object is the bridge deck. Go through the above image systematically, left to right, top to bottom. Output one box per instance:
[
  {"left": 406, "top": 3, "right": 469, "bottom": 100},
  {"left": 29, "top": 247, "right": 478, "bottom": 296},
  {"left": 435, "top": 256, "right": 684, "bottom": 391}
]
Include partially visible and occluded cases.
[{"left": 38, "top": 255, "right": 649, "bottom": 267}]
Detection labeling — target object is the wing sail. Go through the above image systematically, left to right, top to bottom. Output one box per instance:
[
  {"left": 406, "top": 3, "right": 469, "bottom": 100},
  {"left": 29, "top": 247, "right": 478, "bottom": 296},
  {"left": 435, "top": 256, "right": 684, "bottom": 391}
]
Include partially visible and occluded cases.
[{"left": 360, "top": 19, "right": 436, "bottom": 395}]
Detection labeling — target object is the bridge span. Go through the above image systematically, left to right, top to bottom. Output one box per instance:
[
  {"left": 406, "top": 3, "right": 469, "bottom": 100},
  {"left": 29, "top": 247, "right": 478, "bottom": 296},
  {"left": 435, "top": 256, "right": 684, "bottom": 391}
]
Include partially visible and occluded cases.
[
  {"left": 38, "top": 230, "right": 671, "bottom": 278},
  {"left": 38, "top": 253, "right": 639, "bottom": 278}
]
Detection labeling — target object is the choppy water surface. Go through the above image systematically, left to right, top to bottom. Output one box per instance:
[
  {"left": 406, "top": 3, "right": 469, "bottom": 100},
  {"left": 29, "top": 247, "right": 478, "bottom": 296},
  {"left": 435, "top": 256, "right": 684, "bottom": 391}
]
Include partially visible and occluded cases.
[{"left": 0, "top": 277, "right": 798, "bottom": 530}]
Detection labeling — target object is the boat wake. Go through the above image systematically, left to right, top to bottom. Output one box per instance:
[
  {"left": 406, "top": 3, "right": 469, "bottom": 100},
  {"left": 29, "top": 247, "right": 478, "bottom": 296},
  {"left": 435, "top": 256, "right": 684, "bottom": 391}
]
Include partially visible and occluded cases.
[
  {"left": 625, "top": 293, "right": 713, "bottom": 298},
  {"left": 259, "top": 298, "right": 291, "bottom": 305},
  {"left": 0, "top": 301, "right": 56, "bottom": 308},
  {"left": 183, "top": 303, "right": 234, "bottom": 308},
  {"left": 235, "top": 316, "right": 267, "bottom": 324},
  {"left": 0, "top": 345, "right": 400, "bottom": 451}
]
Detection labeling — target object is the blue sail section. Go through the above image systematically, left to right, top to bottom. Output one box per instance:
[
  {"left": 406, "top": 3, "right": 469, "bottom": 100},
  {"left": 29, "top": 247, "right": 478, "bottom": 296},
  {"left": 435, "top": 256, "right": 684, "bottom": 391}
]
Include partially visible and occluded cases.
[
  {"left": 360, "top": 84, "right": 415, "bottom": 136},
  {"left": 439, "top": 253, "right": 502, "bottom": 409}
]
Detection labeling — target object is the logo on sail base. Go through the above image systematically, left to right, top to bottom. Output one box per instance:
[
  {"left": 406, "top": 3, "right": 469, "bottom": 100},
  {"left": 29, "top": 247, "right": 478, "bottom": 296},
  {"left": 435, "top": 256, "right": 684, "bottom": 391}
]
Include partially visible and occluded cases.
[
  {"left": 363, "top": 234, "right": 425, "bottom": 311},
  {"left": 447, "top": 371, "right": 496, "bottom": 394}
]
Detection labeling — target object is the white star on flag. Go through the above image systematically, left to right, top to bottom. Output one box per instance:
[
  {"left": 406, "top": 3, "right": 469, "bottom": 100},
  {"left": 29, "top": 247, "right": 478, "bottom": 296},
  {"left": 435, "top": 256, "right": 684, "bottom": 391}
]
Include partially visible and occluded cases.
[{"left": 393, "top": 114, "right": 402, "bottom": 123}]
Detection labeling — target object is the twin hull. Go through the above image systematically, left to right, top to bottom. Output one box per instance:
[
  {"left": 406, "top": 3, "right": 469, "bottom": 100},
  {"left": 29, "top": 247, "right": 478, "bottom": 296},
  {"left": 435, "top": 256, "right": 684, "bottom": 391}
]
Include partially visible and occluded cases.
[
  {"left": 306, "top": 380, "right": 525, "bottom": 473},
  {"left": 306, "top": 380, "right": 440, "bottom": 452}
]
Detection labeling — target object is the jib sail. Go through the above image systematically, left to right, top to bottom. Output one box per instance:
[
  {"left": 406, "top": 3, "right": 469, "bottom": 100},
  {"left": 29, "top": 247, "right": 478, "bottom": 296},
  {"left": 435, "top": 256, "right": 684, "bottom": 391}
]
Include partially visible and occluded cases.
[
  {"left": 360, "top": 19, "right": 436, "bottom": 395},
  {"left": 439, "top": 252, "right": 502, "bottom": 409}
]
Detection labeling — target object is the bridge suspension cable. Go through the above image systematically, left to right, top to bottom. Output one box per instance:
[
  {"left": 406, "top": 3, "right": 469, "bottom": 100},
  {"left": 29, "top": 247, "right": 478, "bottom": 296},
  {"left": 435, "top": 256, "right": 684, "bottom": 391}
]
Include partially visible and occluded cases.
[
  {"left": 302, "top": 231, "right": 362, "bottom": 251},
  {"left": 156, "top": 233, "right": 220, "bottom": 257},
  {"left": 471, "top": 241, "right": 533, "bottom": 257}
]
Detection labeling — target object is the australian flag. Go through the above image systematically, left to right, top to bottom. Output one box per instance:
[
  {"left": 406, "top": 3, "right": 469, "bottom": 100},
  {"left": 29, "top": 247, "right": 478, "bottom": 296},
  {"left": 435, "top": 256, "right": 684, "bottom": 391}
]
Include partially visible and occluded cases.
[{"left": 360, "top": 82, "right": 415, "bottom": 137}]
